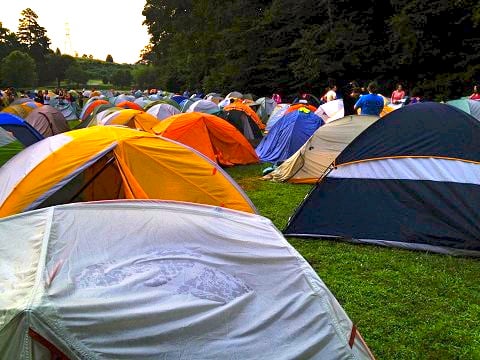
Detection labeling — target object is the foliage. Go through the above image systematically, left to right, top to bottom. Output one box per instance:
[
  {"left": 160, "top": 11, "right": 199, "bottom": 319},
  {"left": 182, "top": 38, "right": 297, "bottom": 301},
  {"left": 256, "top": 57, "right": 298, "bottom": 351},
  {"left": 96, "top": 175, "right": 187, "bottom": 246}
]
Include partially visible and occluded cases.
[
  {"left": 142, "top": 0, "right": 480, "bottom": 99},
  {"left": 16, "top": 8, "right": 51, "bottom": 84},
  {"left": 0, "top": 23, "right": 21, "bottom": 60},
  {"left": 0, "top": 50, "right": 37, "bottom": 87},
  {"left": 105, "top": 54, "right": 114, "bottom": 63},
  {"left": 65, "top": 63, "right": 89, "bottom": 87},
  {"left": 132, "top": 65, "right": 160, "bottom": 89},
  {"left": 111, "top": 69, "right": 133, "bottom": 87},
  {"left": 226, "top": 164, "right": 480, "bottom": 360}
]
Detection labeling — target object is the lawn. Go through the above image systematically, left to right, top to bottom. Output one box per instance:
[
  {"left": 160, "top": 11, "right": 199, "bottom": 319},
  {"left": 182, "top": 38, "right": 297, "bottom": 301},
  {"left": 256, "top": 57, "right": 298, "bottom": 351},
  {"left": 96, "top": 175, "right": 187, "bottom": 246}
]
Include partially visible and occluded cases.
[{"left": 226, "top": 164, "right": 480, "bottom": 360}]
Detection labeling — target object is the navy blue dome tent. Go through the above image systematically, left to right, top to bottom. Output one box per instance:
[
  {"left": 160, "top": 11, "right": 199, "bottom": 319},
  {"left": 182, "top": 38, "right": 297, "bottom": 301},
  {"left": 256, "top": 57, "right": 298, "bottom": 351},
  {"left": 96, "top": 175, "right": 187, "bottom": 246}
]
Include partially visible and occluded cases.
[
  {"left": 284, "top": 103, "right": 480, "bottom": 256},
  {"left": 0, "top": 113, "right": 43, "bottom": 146}
]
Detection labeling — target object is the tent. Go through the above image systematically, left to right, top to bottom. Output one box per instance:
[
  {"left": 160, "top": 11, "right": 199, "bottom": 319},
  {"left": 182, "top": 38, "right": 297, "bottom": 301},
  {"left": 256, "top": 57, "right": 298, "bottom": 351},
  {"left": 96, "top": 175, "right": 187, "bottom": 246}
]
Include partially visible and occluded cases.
[
  {"left": 112, "top": 94, "right": 136, "bottom": 105},
  {"left": 170, "top": 95, "right": 188, "bottom": 104},
  {"left": 49, "top": 97, "right": 79, "bottom": 121},
  {"left": 134, "top": 97, "right": 151, "bottom": 109},
  {"left": 254, "top": 97, "right": 277, "bottom": 123},
  {"left": 447, "top": 98, "right": 480, "bottom": 120},
  {"left": 79, "top": 99, "right": 110, "bottom": 121},
  {"left": 144, "top": 99, "right": 181, "bottom": 111},
  {"left": 314, "top": 99, "right": 345, "bottom": 123},
  {"left": 186, "top": 100, "right": 220, "bottom": 114},
  {"left": 116, "top": 101, "right": 144, "bottom": 111},
  {"left": 222, "top": 102, "right": 265, "bottom": 146},
  {"left": 146, "top": 103, "right": 181, "bottom": 121},
  {"left": 265, "top": 103, "right": 290, "bottom": 131},
  {"left": 284, "top": 103, "right": 480, "bottom": 256},
  {"left": 1, "top": 104, "right": 34, "bottom": 119},
  {"left": 25, "top": 105, "right": 70, "bottom": 137},
  {"left": 256, "top": 107, "right": 324, "bottom": 163},
  {"left": 98, "top": 109, "right": 160, "bottom": 132},
  {"left": 152, "top": 112, "right": 259, "bottom": 166},
  {"left": 0, "top": 113, "right": 43, "bottom": 146},
  {"left": 264, "top": 115, "right": 379, "bottom": 183},
  {"left": 0, "top": 126, "right": 256, "bottom": 218},
  {"left": 0, "top": 127, "right": 24, "bottom": 166},
  {"left": 0, "top": 200, "right": 373, "bottom": 359}
]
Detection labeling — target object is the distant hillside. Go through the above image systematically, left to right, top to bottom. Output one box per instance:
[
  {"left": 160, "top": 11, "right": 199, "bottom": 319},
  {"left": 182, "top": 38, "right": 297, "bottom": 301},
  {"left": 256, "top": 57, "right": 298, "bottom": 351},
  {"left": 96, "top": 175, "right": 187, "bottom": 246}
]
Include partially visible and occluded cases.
[{"left": 76, "top": 58, "right": 133, "bottom": 84}]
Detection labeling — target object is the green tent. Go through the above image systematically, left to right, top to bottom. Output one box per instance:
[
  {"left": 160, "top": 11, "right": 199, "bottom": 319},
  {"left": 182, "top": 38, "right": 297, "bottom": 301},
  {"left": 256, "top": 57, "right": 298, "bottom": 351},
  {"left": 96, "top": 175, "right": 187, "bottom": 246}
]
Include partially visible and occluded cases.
[{"left": 0, "top": 127, "right": 24, "bottom": 166}]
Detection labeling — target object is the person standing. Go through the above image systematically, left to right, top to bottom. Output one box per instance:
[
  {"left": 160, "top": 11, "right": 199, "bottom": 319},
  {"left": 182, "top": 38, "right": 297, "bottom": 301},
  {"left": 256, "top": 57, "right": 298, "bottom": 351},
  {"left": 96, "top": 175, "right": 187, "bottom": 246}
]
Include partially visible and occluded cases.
[
  {"left": 354, "top": 82, "right": 384, "bottom": 116},
  {"left": 391, "top": 84, "right": 405, "bottom": 104},
  {"left": 325, "top": 85, "right": 337, "bottom": 102},
  {"left": 469, "top": 85, "right": 480, "bottom": 100}
]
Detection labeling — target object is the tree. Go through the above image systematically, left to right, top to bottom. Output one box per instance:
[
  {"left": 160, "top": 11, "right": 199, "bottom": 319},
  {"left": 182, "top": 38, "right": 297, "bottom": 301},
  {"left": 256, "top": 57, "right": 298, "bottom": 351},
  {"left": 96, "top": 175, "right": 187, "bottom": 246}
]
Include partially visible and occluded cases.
[
  {"left": 16, "top": 8, "right": 51, "bottom": 60},
  {"left": 16, "top": 8, "right": 52, "bottom": 84},
  {"left": 0, "top": 22, "right": 21, "bottom": 60},
  {"left": 0, "top": 50, "right": 37, "bottom": 87},
  {"left": 45, "top": 53, "right": 75, "bottom": 87},
  {"left": 106, "top": 54, "right": 114, "bottom": 63},
  {"left": 65, "top": 63, "right": 89, "bottom": 86},
  {"left": 132, "top": 65, "right": 159, "bottom": 89},
  {"left": 111, "top": 69, "right": 133, "bottom": 87}
]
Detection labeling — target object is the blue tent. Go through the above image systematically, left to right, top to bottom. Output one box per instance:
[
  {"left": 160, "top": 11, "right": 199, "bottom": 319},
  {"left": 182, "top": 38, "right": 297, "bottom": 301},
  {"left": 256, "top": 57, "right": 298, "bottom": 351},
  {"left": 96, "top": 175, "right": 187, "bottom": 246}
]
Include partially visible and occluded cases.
[
  {"left": 170, "top": 95, "right": 188, "bottom": 104},
  {"left": 284, "top": 103, "right": 480, "bottom": 256},
  {"left": 256, "top": 109, "right": 324, "bottom": 163},
  {"left": 0, "top": 113, "right": 44, "bottom": 146}
]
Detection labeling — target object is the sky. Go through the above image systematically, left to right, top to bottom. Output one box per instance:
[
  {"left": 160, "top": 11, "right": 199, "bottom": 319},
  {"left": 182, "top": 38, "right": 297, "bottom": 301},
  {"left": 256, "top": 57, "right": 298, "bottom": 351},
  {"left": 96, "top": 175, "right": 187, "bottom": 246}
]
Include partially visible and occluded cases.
[{"left": 1, "top": 1, "right": 151, "bottom": 64}]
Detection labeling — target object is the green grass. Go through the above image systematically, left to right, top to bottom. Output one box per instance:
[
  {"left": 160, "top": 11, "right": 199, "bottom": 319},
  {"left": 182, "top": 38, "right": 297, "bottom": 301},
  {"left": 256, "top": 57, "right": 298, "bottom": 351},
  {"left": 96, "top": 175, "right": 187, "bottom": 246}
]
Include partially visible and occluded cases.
[{"left": 226, "top": 164, "right": 480, "bottom": 360}]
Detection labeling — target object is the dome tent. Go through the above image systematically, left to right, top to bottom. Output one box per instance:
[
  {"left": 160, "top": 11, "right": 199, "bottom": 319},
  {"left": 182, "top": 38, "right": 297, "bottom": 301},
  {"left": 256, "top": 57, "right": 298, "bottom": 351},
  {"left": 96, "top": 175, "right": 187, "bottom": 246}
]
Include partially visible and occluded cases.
[
  {"left": 284, "top": 103, "right": 480, "bottom": 256},
  {"left": 25, "top": 105, "right": 70, "bottom": 137},
  {"left": 256, "top": 107, "right": 324, "bottom": 163},
  {"left": 152, "top": 112, "right": 259, "bottom": 166},
  {"left": 0, "top": 113, "right": 43, "bottom": 146},
  {"left": 263, "top": 115, "right": 378, "bottom": 183},
  {"left": 0, "top": 126, "right": 256, "bottom": 218},
  {"left": 0, "top": 126, "right": 24, "bottom": 166},
  {"left": 0, "top": 200, "right": 373, "bottom": 359}
]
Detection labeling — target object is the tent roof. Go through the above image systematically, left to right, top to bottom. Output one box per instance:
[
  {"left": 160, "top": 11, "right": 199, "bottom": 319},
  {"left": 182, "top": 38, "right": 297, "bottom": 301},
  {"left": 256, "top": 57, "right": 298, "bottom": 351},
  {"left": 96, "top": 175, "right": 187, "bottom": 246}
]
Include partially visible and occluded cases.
[
  {"left": 336, "top": 102, "right": 480, "bottom": 165},
  {"left": 25, "top": 105, "right": 69, "bottom": 137},
  {"left": 152, "top": 112, "right": 259, "bottom": 166},
  {"left": 0, "top": 113, "right": 44, "bottom": 146},
  {"left": 264, "top": 115, "right": 378, "bottom": 183},
  {"left": 0, "top": 126, "right": 256, "bottom": 218},
  {"left": 0, "top": 200, "right": 373, "bottom": 359}
]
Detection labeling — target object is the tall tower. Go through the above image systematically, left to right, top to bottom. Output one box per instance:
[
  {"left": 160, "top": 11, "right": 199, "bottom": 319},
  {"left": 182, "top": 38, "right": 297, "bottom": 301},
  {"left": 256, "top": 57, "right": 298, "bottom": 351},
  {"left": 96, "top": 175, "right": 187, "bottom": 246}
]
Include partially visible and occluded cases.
[{"left": 64, "top": 22, "right": 73, "bottom": 55}]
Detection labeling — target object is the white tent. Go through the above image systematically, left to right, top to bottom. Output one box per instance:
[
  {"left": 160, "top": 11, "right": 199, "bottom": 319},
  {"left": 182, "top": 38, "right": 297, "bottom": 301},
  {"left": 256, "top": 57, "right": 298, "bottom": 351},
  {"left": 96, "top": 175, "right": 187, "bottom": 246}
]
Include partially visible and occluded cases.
[
  {"left": 314, "top": 99, "right": 345, "bottom": 123},
  {"left": 146, "top": 103, "right": 181, "bottom": 120},
  {"left": 264, "top": 115, "right": 379, "bottom": 183},
  {"left": 0, "top": 201, "right": 373, "bottom": 359}
]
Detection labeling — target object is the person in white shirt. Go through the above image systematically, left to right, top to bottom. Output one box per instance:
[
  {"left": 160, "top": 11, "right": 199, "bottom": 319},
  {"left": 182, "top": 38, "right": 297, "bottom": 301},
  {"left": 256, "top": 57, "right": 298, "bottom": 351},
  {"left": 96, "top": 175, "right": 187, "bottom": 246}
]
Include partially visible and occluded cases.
[{"left": 325, "top": 85, "right": 337, "bottom": 102}]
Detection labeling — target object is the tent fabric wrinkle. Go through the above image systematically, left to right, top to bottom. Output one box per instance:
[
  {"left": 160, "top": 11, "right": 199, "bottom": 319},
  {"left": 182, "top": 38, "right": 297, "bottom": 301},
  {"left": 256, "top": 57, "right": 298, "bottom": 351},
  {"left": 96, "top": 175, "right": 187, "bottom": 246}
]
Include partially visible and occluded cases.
[{"left": 0, "top": 201, "right": 373, "bottom": 359}]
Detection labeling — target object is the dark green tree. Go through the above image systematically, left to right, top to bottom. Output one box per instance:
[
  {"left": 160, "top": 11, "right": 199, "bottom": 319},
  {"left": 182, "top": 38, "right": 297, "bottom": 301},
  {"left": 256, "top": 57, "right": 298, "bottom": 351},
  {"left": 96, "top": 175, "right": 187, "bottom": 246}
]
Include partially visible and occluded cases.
[
  {"left": 0, "top": 22, "right": 21, "bottom": 61},
  {"left": 0, "top": 50, "right": 37, "bottom": 87},
  {"left": 65, "top": 63, "right": 89, "bottom": 86},
  {"left": 132, "top": 65, "right": 159, "bottom": 89},
  {"left": 111, "top": 69, "right": 133, "bottom": 87}
]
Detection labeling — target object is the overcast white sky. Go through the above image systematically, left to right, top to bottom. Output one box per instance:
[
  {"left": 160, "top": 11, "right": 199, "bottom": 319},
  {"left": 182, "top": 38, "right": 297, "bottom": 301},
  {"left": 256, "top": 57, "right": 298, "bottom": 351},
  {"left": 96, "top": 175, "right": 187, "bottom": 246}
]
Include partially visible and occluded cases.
[{"left": 1, "top": 1, "right": 151, "bottom": 64}]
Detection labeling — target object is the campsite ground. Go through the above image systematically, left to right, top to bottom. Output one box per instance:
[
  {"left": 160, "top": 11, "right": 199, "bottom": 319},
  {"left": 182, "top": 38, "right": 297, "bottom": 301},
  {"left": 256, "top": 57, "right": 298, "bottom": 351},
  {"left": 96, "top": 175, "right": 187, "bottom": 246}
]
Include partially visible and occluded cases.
[{"left": 226, "top": 164, "right": 480, "bottom": 360}]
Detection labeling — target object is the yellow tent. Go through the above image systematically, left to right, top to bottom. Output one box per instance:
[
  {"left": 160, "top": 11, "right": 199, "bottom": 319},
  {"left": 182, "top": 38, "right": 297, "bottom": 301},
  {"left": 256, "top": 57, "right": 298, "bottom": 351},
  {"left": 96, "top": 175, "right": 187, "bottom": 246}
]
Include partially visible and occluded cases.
[{"left": 0, "top": 126, "right": 256, "bottom": 217}]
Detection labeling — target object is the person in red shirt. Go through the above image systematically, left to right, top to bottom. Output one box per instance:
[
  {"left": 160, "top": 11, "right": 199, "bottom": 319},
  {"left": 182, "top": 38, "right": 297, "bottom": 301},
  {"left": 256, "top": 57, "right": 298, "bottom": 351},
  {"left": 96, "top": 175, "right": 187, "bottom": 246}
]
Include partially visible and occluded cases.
[
  {"left": 391, "top": 84, "right": 405, "bottom": 104},
  {"left": 469, "top": 85, "right": 480, "bottom": 100}
]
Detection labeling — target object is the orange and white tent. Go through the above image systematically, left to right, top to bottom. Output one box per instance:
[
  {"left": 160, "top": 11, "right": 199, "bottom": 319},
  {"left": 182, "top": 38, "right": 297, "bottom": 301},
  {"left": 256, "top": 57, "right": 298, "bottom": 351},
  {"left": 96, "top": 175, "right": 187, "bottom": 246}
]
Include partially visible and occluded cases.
[
  {"left": 152, "top": 112, "right": 259, "bottom": 166},
  {"left": 0, "top": 126, "right": 256, "bottom": 218}
]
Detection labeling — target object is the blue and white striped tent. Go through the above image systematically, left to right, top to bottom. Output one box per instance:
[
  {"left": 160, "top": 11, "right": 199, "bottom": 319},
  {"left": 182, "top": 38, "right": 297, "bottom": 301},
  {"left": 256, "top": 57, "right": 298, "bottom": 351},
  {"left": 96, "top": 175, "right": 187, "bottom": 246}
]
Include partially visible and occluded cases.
[{"left": 284, "top": 102, "right": 480, "bottom": 256}]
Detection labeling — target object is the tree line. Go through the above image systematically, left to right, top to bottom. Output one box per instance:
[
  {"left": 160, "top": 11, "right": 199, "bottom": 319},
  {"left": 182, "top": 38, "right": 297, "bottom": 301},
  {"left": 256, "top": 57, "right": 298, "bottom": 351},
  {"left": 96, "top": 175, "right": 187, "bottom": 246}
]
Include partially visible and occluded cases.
[
  {"left": 140, "top": 0, "right": 480, "bottom": 100},
  {"left": 0, "top": 8, "right": 133, "bottom": 89}
]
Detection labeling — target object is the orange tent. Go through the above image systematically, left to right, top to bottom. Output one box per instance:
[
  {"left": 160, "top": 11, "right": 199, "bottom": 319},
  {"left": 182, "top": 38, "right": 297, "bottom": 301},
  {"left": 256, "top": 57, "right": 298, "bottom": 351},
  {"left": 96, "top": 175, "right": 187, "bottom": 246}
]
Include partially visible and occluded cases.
[
  {"left": 81, "top": 100, "right": 109, "bottom": 121},
  {"left": 116, "top": 101, "right": 144, "bottom": 111},
  {"left": 224, "top": 102, "right": 265, "bottom": 130},
  {"left": 285, "top": 104, "right": 317, "bottom": 114},
  {"left": 152, "top": 112, "right": 259, "bottom": 166}
]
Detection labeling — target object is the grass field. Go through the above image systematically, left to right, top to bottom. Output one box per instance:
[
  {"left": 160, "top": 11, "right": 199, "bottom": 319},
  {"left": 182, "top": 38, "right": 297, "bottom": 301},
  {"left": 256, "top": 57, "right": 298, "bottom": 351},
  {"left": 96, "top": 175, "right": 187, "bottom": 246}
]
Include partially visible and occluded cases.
[{"left": 226, "top": 164, "right": 480, "bottom": 360}]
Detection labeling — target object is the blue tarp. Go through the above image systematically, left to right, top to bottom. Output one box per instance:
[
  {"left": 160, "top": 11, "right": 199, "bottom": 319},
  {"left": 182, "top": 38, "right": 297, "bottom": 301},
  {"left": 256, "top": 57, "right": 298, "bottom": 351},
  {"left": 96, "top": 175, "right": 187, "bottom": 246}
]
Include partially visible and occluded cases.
[
  {"left": 256, "top": 109, "right": 323, "bottom": 163},
  {"left": 0, "top": 113, "right": 44, "bottom": 146}
]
